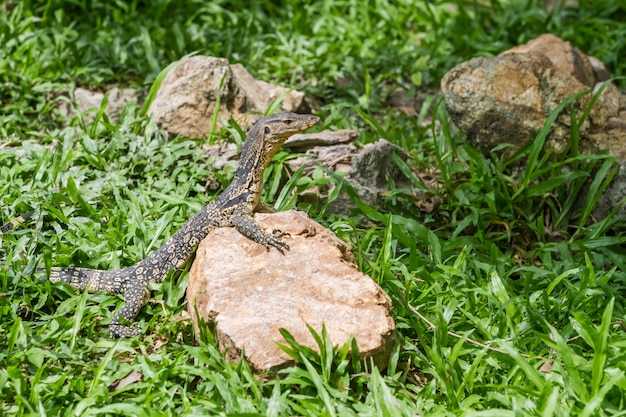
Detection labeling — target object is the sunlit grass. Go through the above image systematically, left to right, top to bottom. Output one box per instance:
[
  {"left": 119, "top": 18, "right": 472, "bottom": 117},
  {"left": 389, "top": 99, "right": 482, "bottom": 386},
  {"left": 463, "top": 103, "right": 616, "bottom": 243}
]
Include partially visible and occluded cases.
[{"left": 2, "top": 0, "right": 626, "bottom": 415}]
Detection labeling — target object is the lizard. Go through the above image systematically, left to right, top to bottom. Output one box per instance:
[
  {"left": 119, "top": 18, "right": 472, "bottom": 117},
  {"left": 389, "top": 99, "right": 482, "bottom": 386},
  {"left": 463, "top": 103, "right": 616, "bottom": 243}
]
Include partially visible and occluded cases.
[
  {"left": 44, "top": 112, "right": 321, "bottom": 337},
  {"left": 1, "top": 210, "right": 34, "bottom": 234}
]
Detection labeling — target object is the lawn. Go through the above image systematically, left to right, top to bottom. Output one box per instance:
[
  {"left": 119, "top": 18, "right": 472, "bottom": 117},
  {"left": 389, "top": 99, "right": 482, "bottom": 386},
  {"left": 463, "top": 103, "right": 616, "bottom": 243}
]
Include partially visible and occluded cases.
[{"left": 1, "top": 0, "right": 626, "bottom": 415}]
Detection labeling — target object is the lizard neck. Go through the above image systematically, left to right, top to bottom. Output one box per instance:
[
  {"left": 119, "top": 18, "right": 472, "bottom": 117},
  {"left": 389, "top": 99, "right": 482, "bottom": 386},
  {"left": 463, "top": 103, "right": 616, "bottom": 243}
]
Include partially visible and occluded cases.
[
  {"left": 220, "top": 112, "right": 320, "bottom": 210},
  {"left": 230, "top": 123, "right": 278, "bottom": 200}
]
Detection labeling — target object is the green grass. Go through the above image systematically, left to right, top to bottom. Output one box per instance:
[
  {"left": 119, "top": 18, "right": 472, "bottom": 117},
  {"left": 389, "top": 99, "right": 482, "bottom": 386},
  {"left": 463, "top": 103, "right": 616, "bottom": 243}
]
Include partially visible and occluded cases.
[{"left": 2, "top": 0, "right": 626, "bottom": 415}]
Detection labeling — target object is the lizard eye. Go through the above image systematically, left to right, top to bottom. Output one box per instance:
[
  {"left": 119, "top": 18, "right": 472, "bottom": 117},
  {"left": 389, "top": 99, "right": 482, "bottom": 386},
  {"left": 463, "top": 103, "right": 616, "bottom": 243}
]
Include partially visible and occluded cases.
[
  {"left": 284, "top": 119, "right": 293, "bottom": 125},
  {"left": 264, "top": 126, "right": 271, "bottom": 134}
]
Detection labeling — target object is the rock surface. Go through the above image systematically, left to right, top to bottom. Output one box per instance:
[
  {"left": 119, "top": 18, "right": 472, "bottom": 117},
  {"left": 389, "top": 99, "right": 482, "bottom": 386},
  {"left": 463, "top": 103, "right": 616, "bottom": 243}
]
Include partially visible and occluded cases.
[
  {"left": 505, "top": 33, "right": 609, "bottom": 87},
  {"left": 442, "top": 51, "right": 624, "bottom": 156},
  {"left": 148, "top": 56, "right": 309, "bottom": 138},
  {"left": 56, "top": 86, "right": 141, "bottom": 123},
  {"left": 383, "top": 88, "right": 441, "bottom": 123},
  {"left": 284, "top": 129, "right": 360, "bottom": 150},
  {"left": 594, "top": 162, "right": 626, "bottom": 220},
  {"left": 187, "top": 210, "right": 396, "bottom": 373}
]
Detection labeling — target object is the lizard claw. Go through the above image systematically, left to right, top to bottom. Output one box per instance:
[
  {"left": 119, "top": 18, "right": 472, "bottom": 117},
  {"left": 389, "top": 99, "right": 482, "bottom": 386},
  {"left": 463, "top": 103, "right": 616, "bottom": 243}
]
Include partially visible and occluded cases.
[
  {"left": 272, "top": 229, "right": 290, "bottom": 239},
  {"left": 265, "top": 232, "right": 290, "bottom": 254}
]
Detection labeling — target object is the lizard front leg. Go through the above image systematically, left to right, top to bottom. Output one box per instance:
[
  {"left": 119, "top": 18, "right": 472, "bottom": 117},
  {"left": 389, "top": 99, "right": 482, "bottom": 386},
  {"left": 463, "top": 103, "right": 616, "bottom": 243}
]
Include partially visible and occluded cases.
[{"left": 230, "top": 213, "right": 289, "bottom": 253}]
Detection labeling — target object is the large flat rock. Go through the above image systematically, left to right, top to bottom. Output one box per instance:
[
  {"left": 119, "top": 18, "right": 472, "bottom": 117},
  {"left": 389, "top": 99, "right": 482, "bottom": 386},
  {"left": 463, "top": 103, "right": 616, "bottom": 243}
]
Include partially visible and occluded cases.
[{"left": 187, "top": 210, "right": 395, "bottom": 373}]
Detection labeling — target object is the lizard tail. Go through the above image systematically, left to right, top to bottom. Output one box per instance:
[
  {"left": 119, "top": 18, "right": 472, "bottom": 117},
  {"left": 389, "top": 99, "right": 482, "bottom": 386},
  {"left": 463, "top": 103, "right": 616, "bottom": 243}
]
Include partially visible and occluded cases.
[
  {"left": 0, "top": 210, "right": 34, "bottom": 234},
  {"left": 42, "top": 266, "right": 145, "bottom": 337},
  {"left": 44, "top": 267, "right": 126, "bottom": 294}
]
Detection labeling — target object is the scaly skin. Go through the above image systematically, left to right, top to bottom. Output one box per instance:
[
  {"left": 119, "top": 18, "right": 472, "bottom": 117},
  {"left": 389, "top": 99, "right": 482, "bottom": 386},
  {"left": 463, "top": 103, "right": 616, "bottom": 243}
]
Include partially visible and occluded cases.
[
  {"left": 47, "top": 112, "right": 321, "bottom": 337},
  {"left": 0, "top": 210, "right": 34, "bottom": 234}
]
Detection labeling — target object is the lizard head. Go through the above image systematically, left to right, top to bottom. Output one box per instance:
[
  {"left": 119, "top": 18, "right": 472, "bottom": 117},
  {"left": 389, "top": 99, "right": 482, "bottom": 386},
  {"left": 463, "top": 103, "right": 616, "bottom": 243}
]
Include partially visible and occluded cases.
[
  {"left": 237, "top": 112, "right": 321, "bottom": 179},
  {"left": 259, "top": 112, "right": 321, "bottom": 151}
]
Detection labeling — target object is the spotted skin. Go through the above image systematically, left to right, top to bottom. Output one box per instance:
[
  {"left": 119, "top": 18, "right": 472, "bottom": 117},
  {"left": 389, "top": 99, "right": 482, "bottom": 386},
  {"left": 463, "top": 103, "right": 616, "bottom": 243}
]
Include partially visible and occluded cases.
[
  {"left": 47, "top": 112, "right": 321, "bottom": 337},
  {"left": 0, "top": 210, "right": 34, "bottom": 234}
]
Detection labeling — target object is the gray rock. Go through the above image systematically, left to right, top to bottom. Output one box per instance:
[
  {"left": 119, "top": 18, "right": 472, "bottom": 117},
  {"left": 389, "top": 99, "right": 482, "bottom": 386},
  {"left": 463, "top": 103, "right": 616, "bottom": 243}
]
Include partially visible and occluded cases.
[
  {"left": 56, "top": 86, "right": 140, "bottom": 123},
  {"left": 284, "top": 129, "right": 359, "bottom": 150},
  {"left": 288, "top": 139, "right": 416, "bottom": 214},
  {"left": 344, "top": 140, "right": 411, "bottom": 207},
  {"left": 203, "top": 142, "right": 239, "bottom": 171},
  {"left": 288, "top": 143, "right": 357, "bottom": 174},
  {"left": 593, "top": 161, "right": 626, "bottom": 221}
]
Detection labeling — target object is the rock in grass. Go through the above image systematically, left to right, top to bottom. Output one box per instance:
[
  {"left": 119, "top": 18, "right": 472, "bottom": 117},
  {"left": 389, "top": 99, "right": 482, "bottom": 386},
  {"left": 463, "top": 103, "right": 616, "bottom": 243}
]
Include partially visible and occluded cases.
[
  {"left": 442, "top": 31, "right": 626, "bottom": 158},
  {"left": 441, "top": 33, "right": 626, "bottom": 221},
  {"left": 441, "top": 51, "right": 623, "bottom": 157},
  {"left": 147, "top": 56, "right": 309, "bottom": 138},
  {"left": 56, "top": 86, "right": 140, "bottom": 124},
  {"left": 286, "top": 138, "right": 427, "bottom": 215},
  {"left": 187, "top": 210, "right": 396, "bottom": 373}
]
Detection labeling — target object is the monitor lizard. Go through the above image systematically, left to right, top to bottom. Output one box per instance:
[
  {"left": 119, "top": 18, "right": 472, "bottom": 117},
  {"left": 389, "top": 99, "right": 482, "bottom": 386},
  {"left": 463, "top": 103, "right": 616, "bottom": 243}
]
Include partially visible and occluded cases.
[{"left": 45, "top": 112, "right": 320, "bottom": 337}]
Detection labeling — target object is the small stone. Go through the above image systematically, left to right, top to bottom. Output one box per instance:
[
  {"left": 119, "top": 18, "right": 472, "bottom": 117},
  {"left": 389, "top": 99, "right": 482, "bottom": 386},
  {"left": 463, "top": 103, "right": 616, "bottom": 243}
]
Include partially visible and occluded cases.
[
  {"left": 56, "top": 86, "right": 140, "bottom": 124},
  {"left": 383, "top": 88, "right": 441, "bottom": 122},
  {"left": 287, "top": 139, "right": 422, "bottom": 215},
  {"left": 203, "top": 142, "right": 239, "bottom": 171},
  {"left": 288, "top": 143, "right": 357, "bottom": 173},
  {"left": 594, "top": 161, "right": 626, "bottom": 221},
  {"left": 187, "top": 210, "right": 396, "bottom": 373}
]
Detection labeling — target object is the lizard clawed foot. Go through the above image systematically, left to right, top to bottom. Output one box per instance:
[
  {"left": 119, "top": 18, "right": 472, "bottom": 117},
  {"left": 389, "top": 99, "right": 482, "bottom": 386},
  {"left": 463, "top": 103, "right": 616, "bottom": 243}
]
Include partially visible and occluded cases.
[{"left": 264, "top": 230, "right": 290, "bottom": 254}]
